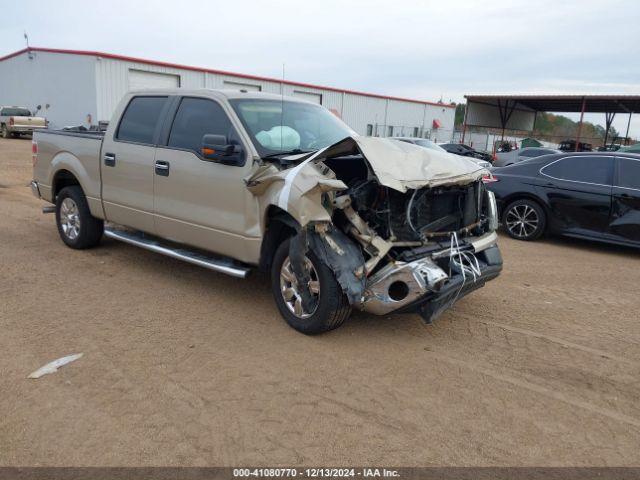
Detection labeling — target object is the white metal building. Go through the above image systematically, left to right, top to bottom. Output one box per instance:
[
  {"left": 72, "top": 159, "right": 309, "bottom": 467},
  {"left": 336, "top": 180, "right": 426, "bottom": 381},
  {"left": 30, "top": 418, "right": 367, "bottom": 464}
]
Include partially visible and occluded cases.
[{"left": 0, "top": 47, "right": 455, "bottom": 140}]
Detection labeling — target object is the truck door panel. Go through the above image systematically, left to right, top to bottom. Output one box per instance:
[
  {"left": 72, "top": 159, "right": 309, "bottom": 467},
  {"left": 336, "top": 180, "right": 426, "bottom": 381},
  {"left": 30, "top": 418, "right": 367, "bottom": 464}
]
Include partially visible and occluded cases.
[
  {"left": 101, "top": 96, "right": 169, "bottom": 234},
  {"left": 153, "top": 96, "right": 255, "bottom": 261}
]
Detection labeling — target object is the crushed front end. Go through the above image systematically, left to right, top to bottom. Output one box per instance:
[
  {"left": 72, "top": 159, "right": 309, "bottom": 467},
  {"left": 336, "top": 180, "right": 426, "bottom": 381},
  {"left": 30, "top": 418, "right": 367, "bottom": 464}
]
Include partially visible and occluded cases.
[
  {"left": 249, "top": 135, "right": 503, "bottom": 324},
  {"left": 330, "top": 173, "right": 502, "bottom": 323}
]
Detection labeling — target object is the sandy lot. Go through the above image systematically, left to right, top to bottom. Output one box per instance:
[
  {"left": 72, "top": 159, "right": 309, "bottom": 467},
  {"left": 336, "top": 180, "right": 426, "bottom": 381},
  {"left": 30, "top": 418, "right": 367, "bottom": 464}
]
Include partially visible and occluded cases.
[{"left": 1, "top": 136, "right": 639, "bottom": 466}]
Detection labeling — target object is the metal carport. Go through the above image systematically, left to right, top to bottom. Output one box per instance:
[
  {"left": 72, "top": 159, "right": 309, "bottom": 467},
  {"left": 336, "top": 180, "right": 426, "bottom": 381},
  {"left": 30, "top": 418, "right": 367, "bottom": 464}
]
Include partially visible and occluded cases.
[{"left": 461, "top": 94, "right": 640, "bottom": 151}]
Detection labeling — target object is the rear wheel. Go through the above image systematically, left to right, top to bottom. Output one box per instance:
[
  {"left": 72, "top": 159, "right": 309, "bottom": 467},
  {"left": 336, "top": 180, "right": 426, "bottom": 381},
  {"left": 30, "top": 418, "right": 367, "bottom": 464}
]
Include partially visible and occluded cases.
[
  {"left": 1, "top": 125, "right": 9, "bottom": 138},
  {"left": 55, "top": 186, "right": 104, "bottom": 249},
  {"left": 503, "top": 199, "right": 546, "bottom": 241},
  {"left": 271, "top": 238, "right": 351, "bottom": 334}
]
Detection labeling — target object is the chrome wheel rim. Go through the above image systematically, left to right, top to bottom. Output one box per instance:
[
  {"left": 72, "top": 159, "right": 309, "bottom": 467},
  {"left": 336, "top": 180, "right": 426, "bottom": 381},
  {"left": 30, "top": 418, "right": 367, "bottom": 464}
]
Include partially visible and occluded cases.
[
  {"left": 60, "top": 198, "right": 81, "bottom": 240},
  {"left": 506, "top": 204, "right": 538, "bottom": 239},
  {"left": 280, "top": 257, "right": 320, "bottom": 319}
]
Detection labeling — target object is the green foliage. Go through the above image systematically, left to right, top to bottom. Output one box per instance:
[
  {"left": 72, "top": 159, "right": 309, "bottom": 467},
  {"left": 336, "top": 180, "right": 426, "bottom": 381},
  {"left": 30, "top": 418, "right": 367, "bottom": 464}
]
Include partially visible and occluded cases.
[
  {"left": 455, "top": 104, "right": 466, "bottom": 127},
  {"left": 533, "top": 112, "right": 618, "bottom": 143}
]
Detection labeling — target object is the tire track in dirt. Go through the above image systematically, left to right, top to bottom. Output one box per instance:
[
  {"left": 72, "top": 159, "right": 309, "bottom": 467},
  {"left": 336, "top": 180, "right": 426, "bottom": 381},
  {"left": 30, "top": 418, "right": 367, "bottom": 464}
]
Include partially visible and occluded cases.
[
  {"left": 476, "top": 320, "right": 640, "bottom": 367},
  {"left": 424, "top": 349, "right": 640, "bottom": 429}
]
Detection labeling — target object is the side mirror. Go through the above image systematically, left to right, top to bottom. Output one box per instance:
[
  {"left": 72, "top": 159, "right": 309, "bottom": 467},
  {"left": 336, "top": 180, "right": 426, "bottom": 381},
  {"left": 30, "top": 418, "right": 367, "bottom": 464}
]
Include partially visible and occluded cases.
[{"left": 201, "top": 134, "right": 244, "bottom": 166}]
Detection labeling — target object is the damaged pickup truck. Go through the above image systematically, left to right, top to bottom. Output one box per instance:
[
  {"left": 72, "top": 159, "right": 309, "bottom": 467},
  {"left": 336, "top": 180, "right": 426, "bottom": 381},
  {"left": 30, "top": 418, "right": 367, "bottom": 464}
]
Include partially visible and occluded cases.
[{"left": 31, "top": 89, "right": 502, "bottom": 334}]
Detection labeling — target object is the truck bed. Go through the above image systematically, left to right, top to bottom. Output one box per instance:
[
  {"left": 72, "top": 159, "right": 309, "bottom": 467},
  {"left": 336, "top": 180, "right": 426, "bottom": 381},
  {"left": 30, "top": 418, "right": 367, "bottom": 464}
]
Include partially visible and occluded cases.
[
  {"left": 39, "top": 128, "right": 105, "bottom": 140},
  {"left": 33, "top": 129, "right": 104, "bottom": 210}
]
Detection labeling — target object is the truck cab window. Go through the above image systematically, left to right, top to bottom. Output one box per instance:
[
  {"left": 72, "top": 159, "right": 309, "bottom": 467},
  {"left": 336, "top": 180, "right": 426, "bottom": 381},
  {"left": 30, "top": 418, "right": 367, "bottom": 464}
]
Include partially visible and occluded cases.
[
  {"left": 116, "top": 96, "right": 168, "bottom": 144},
  {"left": 168, "top": 97, "right": 238, "bottom": 154}
]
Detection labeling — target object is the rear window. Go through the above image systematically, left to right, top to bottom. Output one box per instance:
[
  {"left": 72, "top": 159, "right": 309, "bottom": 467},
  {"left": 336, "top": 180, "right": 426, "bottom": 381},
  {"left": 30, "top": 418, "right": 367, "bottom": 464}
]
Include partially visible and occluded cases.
[
  {"left": 116, "top": 96, "right": 168, "bottom": 144},
  {"left": 2, "top": 107, "right": 31, "bottom": 116},
  {"left": 542, "top": 156, "right": 614, "bottom": 185}
]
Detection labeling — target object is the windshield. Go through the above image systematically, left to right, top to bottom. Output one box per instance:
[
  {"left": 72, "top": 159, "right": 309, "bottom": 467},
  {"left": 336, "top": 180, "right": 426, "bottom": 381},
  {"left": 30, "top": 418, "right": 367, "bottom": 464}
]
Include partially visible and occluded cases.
[
  {"left": 229, "top": 99, "right": 355, "bottom": 157},
  {"left": 2, "top": 107, "right": 31, "bottom": 117},
  {"left": 413, "top": 139, "right": 447, "bottom": 152}
]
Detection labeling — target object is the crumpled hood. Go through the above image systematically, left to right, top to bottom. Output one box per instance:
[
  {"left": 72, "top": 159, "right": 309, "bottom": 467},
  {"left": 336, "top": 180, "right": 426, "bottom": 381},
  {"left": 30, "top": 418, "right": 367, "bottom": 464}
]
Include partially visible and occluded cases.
[
  {"left": 246, "top": 135, "right": 488, "bottom": 228},
  {"left": 321, "top": 136, "right": 487, "bottom": 192}
]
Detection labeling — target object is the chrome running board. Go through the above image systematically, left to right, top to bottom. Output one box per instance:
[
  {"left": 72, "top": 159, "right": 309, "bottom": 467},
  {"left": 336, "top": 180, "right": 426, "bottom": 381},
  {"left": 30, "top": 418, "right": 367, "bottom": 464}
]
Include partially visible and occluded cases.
[{"left": 104, "top": 227, "right": 251, "bottom": 279}]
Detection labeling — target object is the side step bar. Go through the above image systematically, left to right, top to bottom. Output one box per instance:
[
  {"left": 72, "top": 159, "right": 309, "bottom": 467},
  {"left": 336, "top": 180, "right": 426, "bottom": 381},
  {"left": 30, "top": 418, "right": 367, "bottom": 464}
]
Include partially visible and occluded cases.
[{"left": 104, "top": 227, "right": 251, "bottom": 279}]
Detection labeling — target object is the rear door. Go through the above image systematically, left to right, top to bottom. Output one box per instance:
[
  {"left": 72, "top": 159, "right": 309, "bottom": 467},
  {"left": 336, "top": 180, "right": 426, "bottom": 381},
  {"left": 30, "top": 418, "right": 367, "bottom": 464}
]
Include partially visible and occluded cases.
[
  {"left": 101, "top": 95, "right": 170, "bottom": 234},
  {"left": 153, "top": 96, "right": 254, "bottom": 260},
  {"left": 539, "top": 155, "right": 614, "bottom": 234},
  {"left": 610, "top": 156, "right": 640, "bottom": 242}
]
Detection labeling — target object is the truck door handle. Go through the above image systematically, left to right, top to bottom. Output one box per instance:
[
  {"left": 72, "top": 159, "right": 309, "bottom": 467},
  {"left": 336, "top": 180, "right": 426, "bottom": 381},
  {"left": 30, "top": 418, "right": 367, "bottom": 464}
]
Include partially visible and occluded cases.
[
  {"left": 104, "top": 153, "right": 116, "bottom": 167},
  {"left": 155, "top": 160, "right": 170, "bottom": 176}
]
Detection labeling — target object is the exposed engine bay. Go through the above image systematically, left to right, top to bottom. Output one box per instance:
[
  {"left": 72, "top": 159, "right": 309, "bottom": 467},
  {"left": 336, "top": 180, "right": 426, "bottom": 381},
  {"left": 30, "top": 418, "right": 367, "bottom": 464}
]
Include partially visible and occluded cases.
[{"left": 248, "top": 135, "right": 503, "bottom": 323}]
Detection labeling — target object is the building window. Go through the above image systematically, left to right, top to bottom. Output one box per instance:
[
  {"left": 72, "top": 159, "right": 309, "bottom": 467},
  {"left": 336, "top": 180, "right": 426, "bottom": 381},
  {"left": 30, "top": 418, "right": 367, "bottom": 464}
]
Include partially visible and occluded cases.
[
  {"left": 366, "top": 124, "right": 373, "bottom": 136},
  {"left": 387, "top": 126, "right": 393, "bottom": 137},
  {"left": 413, "top": 127, "right": 419, "bottom": 137}
]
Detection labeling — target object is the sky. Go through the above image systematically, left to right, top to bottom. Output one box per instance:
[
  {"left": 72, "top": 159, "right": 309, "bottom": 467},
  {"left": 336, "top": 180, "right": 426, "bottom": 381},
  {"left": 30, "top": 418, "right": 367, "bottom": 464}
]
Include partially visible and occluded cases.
[{"left": 3, "top": 0, "right": 640, "bottom": 137}]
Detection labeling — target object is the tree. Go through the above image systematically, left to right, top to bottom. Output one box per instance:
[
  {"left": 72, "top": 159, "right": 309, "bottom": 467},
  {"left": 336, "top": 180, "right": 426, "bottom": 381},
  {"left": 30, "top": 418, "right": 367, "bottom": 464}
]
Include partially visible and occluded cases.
[{"left": 455, "top": 104, "right": 466, "bottom": 127}]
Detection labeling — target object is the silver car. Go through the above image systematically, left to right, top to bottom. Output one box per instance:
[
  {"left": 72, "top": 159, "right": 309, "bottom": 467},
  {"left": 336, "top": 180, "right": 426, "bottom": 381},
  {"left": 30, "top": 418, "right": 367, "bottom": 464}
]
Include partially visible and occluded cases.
[
  {"left": 392, "top": 137, "right": 492, "bottom": 168},
  {"left": 494, "top": 147, "right": 559, "bottom": 167}
]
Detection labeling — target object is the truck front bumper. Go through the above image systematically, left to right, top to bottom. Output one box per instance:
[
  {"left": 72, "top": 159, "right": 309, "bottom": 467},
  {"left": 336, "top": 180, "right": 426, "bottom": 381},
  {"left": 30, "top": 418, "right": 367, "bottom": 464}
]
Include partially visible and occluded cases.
[
  {"left": 30, "top": 180, "right": 41, "bottom": 199},
  {"left": 360, "top": 232, "right": 502, "bottom": 322}
]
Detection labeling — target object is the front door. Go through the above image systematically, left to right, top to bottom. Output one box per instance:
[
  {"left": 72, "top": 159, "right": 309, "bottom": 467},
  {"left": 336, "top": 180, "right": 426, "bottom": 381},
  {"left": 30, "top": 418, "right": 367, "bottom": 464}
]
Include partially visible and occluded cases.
[
  {"left": 101, "top": 95, "right": 170, "bottom": 234},
  {"left": 153, "top": 96, "right": 255, "bottom": 261},
  {"left": 539, "top": 155, "right": 613, "bottom": 234},
  {"left": 610, "top": 156, "right": 640, "bottom": 242}
]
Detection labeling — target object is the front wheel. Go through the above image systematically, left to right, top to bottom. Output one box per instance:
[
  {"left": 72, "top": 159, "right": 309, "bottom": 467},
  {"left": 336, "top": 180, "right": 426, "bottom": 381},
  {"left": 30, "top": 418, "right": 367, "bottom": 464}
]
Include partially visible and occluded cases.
[
  {"left": 55, "top": 186, "right": 104, "bottom": 249},
  {"left": 502, "top": 199, "right": 546, "bottom": 241},
  {"left": 271, "top": 238, "right": 351, "bottom": 334}
]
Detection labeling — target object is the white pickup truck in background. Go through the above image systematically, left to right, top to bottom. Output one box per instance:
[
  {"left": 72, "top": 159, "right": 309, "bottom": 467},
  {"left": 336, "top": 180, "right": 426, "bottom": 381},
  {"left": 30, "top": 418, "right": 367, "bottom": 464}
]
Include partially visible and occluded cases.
[{"left": 0, "top": 106, "right": 47, "bottom": 138}]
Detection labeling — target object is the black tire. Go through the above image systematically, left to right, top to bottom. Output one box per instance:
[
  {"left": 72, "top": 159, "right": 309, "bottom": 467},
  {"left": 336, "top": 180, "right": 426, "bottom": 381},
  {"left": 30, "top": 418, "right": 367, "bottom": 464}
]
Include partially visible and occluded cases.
[
  {"left": 1, "top": 125, "right": 9, "bottom": 139},
  {"left": 55, "top": 185, "right": 104, "bottom": 249},
  {"left": 502, "top": 198, "right": 546, "bottom": 241},
  {"left": 271, "top": 238, "right": 351, "bottom": 335}
]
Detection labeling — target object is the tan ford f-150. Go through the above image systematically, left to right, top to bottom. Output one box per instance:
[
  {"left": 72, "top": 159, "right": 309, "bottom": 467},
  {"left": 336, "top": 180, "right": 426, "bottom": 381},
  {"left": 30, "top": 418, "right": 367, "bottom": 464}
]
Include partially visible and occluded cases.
[{"left": 31, "top": 89, "right": 502, "bottom": 334}]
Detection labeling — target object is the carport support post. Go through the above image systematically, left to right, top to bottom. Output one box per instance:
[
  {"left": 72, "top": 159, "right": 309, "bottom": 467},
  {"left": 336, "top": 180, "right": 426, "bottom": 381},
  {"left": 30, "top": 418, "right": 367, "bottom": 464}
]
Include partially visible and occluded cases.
[
  {"left": 575, "top": 97, "right": 586, "bottom": 152},
  {"left": 461, "top": 103, "right": 469, "bottom": 144},
  {"left": 603, "top": 111, "right": 616, "bottom": 147},
  {"left": 625, "top": 112, "right": 633, "bottom": 145}
]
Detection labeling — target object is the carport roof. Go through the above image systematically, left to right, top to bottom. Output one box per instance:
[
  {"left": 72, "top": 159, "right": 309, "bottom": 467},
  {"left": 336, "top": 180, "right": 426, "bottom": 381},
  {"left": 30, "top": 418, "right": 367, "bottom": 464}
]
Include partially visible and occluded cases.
[{"left": 464, "top": 94, "right": 640, "bottom": 113}]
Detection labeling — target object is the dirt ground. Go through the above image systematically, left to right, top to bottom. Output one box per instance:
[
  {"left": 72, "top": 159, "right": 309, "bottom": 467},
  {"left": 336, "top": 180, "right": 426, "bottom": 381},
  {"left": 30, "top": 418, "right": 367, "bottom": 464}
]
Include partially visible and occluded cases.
[{"left": 1, "top": 136, "right": 639, "bottom": 467}]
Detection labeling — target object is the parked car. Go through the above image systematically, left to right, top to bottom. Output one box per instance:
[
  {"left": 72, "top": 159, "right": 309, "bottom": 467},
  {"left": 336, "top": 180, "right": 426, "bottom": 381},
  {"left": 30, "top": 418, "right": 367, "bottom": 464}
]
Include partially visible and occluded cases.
[
  {"left": 31, "top": 89, "right": 502, "bottom": 334},
  {"left": 0, "top": 106, "right": 47, "bottom": 138},
  {"left": 392, "top": 137, "right": 491, "bottom": 168},
  {"left": 558, "top": 139, "right": 592, "bottom": 152},
  {"left": 495, "top": 141, "right": 514, "bottom": 153},
  {"left": 439, "top": 142, "right": 493, "bottom": 162},
  {"left": 617, "top": 143, "right": 640, "bottom": 154},
  {"left": 597, "top": 144, "right": 622, "bottom": 152},
  {"left": 493, "top": 147, "right": 560, "bottom": 167},
  {"left": 486, "top": 152, "right": 640, "bottom": 247}
]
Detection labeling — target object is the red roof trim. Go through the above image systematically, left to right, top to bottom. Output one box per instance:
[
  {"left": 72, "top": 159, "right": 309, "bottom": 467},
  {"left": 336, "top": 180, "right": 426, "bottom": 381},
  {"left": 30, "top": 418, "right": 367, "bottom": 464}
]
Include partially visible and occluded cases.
[{"left": 0, "top": 47, "right": 454, "bottom": 109}]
